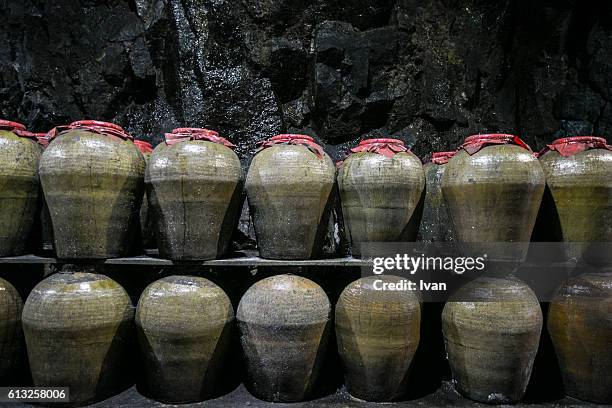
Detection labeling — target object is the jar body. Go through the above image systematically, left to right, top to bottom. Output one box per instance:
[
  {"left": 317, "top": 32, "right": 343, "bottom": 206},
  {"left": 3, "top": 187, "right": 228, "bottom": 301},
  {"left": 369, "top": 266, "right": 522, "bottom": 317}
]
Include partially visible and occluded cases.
[
  {"left": 0, "top": 130, "right": 41, "bottom": 256},
  {"left": 39, "top": 130, "right": 145, "bottom": 259},
  {"left": 147, "top": 141, "right": 243, "bottom": 260},
  {"left": 246, "top": 145, "right": 335, "bottom": 259},
  {"left": 442, "top": 145, "right": 545, "bottom": 262},
  {"left": 539, "top": 149, "right": 612, "bottom": 264},
  {"left": 338, "top": 152, "right": 424, "bottom": 257},
  {"left": 418, "top": 162, "right": 456, "bottom": 243},
  {"left": 22, "top": 272, "right": 134, "bottom": 406},
  {"left": 548, "top": 273, "right": 612, "bottom": 403},
  {"left": 237, "top": 275, "right": 331, "bottom": 402},
  {"left": 136, "top": 276, "right": 234, "bottom": 403},
  {"left": 335, "top": 276, "right": 420, "bottom": 401},
  {"left": 0, "top": 277, "right": 23, "bottom": 380},
  {"left": 442, "top": 277, "right": 542, "bottom": 403}
]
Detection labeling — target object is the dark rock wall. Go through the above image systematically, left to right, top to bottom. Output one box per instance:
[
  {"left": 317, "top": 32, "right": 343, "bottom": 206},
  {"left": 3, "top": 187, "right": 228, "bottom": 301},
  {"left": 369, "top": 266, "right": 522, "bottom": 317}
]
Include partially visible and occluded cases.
[{"left": 1, "top": 0, "right": 611, "bottom": 161}]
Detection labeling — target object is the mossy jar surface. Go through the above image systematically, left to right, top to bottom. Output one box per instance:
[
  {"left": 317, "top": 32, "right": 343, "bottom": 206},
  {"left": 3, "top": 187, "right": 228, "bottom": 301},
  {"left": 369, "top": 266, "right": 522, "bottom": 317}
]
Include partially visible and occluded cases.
[
  {"left": 0, "top": 120, "right": 41, "bottom": 256},
  {"left": 39, "top": 121, "right": 145, "bottom": 259},
  {"left": 146, "top": 128, "right": 243, "bottom": 260},
  {"left": 245, "top": 135, "right": 335, "bottom": 259},
  {"left": 442, "top": 135, "right": 545, "bottom": 262},
  {"left": 538, "top": 137, "right": 612, "bottom": 264},
  {"left": 134, "top": 139, "right": 155, "bottom": 250},
  {"left": 337, "top": 139, "right": 424, "bottom": 257},
  {"left": 418, "top": 151, "right": 457, "bottom": 243},
  {"left": 22, "top": 269, "right": 134, "bottom": 406},
  {"left": 548, "top": 272, "right": 612, "bottom": 403},
  {"left": 237, "top": 274, "right": 331, "bottom": 402},
  {"left": 136, "top": 275, "right": 234, "bottom": 403},
  {"left": 0, "top": 276, "right": 23, "bottom": 380},
  {"left": 335, "top": 276, "right": 421, "bottom": 401},
  {"left": 442, "top": 277, "right": 542, "bottom": 404}
]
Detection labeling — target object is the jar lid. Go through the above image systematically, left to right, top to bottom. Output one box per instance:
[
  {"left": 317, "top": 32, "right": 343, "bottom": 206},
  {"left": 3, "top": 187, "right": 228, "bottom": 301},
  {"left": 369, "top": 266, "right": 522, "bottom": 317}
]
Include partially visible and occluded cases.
[
  {"left": 0, "top": 119, "right": 26, "bottom": 132},
  {"left": 50, "top": 120, "right": 134, "bottom": 141},
  {"left": 164, "top": 127, "right": 235, "bottom": 148},
  {"left": 460, "top": 133, "right": 532, "bottom": 155},
  {"left": 257, "top": 134, "right": 324, "bottom": 159},
  {"left": 538, "top": 136, "right": 611, "bottom": 157},
  {"left": 350, "top": 138, "right": 409, "bottom": 159},
  {"left": 134, "top": 139, "right": 153, "bottom": 154},
  {"left": 431, "top": 151, "right": 456, "bottom": 164}
]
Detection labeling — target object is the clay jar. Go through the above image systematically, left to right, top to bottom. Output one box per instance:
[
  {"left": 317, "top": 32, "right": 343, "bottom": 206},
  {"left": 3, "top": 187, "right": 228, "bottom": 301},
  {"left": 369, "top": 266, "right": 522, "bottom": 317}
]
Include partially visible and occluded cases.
[
  {"left": 0, "top": 120, "right": 41, "bottom": 256},
  {"left": 39, "top": 120, "right": 145, "bottom": 259},
  {"left": 146, "top": 128, "right": 243, "bottom": 260},
  {"left": 31, "top": 132, "right": 54, "bottom": 252},
  {"left": 442, "top": 134, "right": 545, "bottom": 262},
  {"left": 245, "top": 135, "right": 335, "bottom": 259},
  {"left": 538, "top": 137, "right": 612, "bottom": 264},
  {"left": 134, "top": 139, "right": 155, "bottom": 250},
  {"left": 337, "top": 139, "right": 424, "bottom": 257},
  {"left": 418, "top": 151, "right": 457, "bottom": 243},
  {"left": 22, "top": 268, "right": 134, "bottom": 406},
  {"left": 548, "top": 272, "right": 612, "bottom": 403},
  {"left": 237, "top": 274, "right": 331, "bottom": 402},
  {"left": 136, "top": 276, "right": 234, "bottom": 403},
  {"left": 335, "top": 276, "right": 421, "bottom": 401},
  {"left": 0, "top": 277, "right": 23, "bottom": 380},
  {"left": 442, "top": 277, "right": 542, "bottom": 404}
]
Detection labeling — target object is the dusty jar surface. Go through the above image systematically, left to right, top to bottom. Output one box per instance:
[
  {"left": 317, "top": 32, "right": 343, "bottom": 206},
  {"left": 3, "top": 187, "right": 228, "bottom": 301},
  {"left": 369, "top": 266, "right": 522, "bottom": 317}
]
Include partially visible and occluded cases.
[
  {"left": 39, "top": 121, "right": 145, "bottom": 259},
  {"left": 0, "top": 123, "right": 41, "bottom": 256},
  {"left": 146, "top": 129, "right": 243, "bottom": 260},
  {"left": 246, "top": 135, "right": 335, "bottom": 259},
  {"left": 442, "top": 135, "right": 545, "bottom": 262},
  {"left": 539, "top": 137, "right": 612, "bottom": 264},
  {"left": 338, "top": 139, "right": 425, "bottom": 257},
  {"left": 22, "top": 270, "right": 134, "bottom": 406},
  {"left": 548, "top": 272, "right": 612, "bottom": 403},
  {"left": 237, "top": 274, "right": 331, "bottom": 402},
  {"left": 136, "top": 275, "right": 234, "bottom": 403},
  {"left": 335, "top": 275, "right": 421, "bottom": 401},
  {"left": 442, "top": 276, "right": 542, "bottom": 404},
  {"left": 0, "top": 277, "right": 23, "bottom": 380}
]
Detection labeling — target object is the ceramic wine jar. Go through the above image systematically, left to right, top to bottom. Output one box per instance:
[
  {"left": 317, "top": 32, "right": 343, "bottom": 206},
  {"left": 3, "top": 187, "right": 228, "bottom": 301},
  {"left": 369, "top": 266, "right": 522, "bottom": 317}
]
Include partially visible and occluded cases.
[
  {"left": 0, "top": 120, "right": 41, "bottom": 256},
  {"left": 39, "top": 120, "right": 145, "bottom": 259},
  {"left": 147, "top": 128, "right": 243, "bottom": 260},
  {"left": 31, "top": 133, "right": 54, "bottom": 251},
  {"left": 442, "top": 134, "right": 545, "bottom": 262},
  {"left": 245, "top": 135, "right": 335, "bottom": 259},
  {"left": 538, "top": 137, "right": 612, "bottom": 264},
  {"left": 134, "top": 139, "right": 155, "bottom": 250},
  {"left": 337, "top": 139, "right": 424, "bottom": 257},
  {"left": 418, "top": 151, "right": 457, "bottom": 243},
  {"left": 22, "top": 269, "right": 134, "bottom": 406},
  {"left": 548, "top": 272, "right": 612, "bottom": 403},
  {"left": 237, "top": 274, "right": 331, "bottom": 402},
  {"left": 136, "top": 276, "right": 234, "bottom": 403},
  {"left": 335, "top": 276, "right": 421, "bottom": 401},
  {"left": 0, "top": 277, "right": 23, "bottom": 380},
  {"left": 442, "top": 277, "right": 542, "bottom": 404}
]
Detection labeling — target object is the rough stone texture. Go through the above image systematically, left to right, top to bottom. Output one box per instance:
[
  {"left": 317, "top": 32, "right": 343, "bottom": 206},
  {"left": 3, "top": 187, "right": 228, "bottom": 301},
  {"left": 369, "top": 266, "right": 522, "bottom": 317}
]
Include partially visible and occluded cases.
[
  {"left": 2, "top": 0, "right": 612, "bottom": 161},
  {"left": 2, "top": 1, "right": 611, "bottom": 250}
]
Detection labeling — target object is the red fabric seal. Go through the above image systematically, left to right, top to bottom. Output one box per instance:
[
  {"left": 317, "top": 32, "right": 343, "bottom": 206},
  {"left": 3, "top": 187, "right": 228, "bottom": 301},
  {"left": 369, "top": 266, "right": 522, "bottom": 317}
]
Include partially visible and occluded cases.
[
  {"left": 0, "top": 120, "right": 26, "bottom": 132},
  {"left": 48, "top": 120, "right": 134, "bottom": 141},
  {"left": 164, "top": 128, "right": 235, "bottom": 148},
  {"left": 27, "top": 132, "right": 50, "bottom": 147},
  {"left": 257, "top": 134, "right": 325, "bottom": 159},
  {"left": 460, "top": 134, "right": 533, "bottom": 155},
  {"left": 537, "top": 136, "right": 611, "bottom": 157},
  {"left": 350, "top": 138, "right": 409, "bottom": 159},
  {"left": 134, "top": 139, "right": 153, "bottom": 154},
  {"left": 431, "top": 151, "right": 456, "bottom": 165}
]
